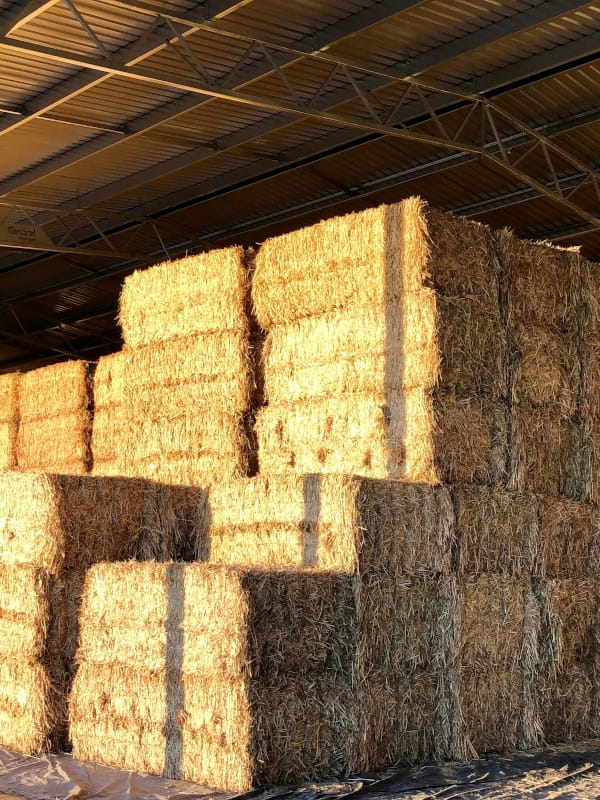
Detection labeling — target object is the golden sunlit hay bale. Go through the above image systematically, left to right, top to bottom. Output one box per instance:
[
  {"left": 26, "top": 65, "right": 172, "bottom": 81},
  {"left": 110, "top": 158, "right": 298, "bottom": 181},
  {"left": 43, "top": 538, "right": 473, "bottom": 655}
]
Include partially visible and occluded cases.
[
  {"left": 253, "top": 198, "right": 500, "bottom": 327},
  {"left": 501, "top": 231, "right": 584, "bottom": 331},
  {"left": 119, "top": 247, "right": 247, "bottom": 347},
  {"left": 263, "top": 292, "right": 506, "bottom": 404},
  {"left": 263, "top": 293, "right": 439, "bottom": 403},
  {"left": 511, "top": 323, "right": 581, "bottom": 415},
  {"left": 19, "top": 360, "right": 91, "bottom": 422},
  {"left": 0, "top": 371, "right": 19, "bottom": 422},
  {"left": 255, "top": 390, "right": 436, "bottom": 481},
  {"left": 256, "top": 394, "right": 507, "bottom": 484},
  {"left": 509, "top": 405, "right": 579, "bottom": 496},
  {"left": 90, "top": 406, "right": 126, "bottom": 469},
  {"left": 17, "top": 410, "right": 92, "bottom": 474},
  {"left": 0, "top": 421, "right": 17, "bottom": 470},
  {"left": 116, "top": 452, "right": 247, "bottom": 486},
  {"left": 205, "top": 475, "right": 453, "bottom": 574},
  {"left": 453, "top": 486, "right": 540, "bottom": 575},
  {"left": 540, "top": 499, "right": 597, "bottom": 577},
  {"left": 72, "top": 562, "right": 361, "bottom": 790},
  {"left": 0, "top": 564, "right": 49, "bottom": 660},
  {"left": 0, "top": 660, "right": 53, "bottom": 754}
]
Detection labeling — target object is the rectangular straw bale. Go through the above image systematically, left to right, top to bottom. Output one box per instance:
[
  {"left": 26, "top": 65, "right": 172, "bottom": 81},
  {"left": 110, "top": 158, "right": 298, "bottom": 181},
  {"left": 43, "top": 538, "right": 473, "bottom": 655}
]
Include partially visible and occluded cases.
[
  {"left": 253, "top": 198, "right": 501, "bottom": 327},
  {"left": 500, "top": 231, "right": 584, "bottom": 331},
  {"left": 119, "top": 247, "right": 247, "bottom": 347},
  {"left": 263, "top": 293, "right": 506, "bottom": 404},
  {"left": 511, "top": 323, "right": 581, "bottom": 415},
  {"left": 582, "top": 338, "right": 600, "bottom": 423},
  {"left": 93, "top": 351, "right": 125, "bottom": 409},
  {"left": 19, "top": 360, "right": 91, "bottom": 422},
  {"left": 0, "top": 371, "right": 19, "bottom": 422},
  {"left": 255, "top": 390, "right": 436, "bottom": 481},
  {"left": 509, "top": 404, "right": 580, "bottom": 496},
  {"left": 90, "top": 405, "right": 128, "bottom": 470},
  {"left": 17, "top": 410, "right": 91, "bottom": 474},
  {"left": 0, "top": 421, "right": 17, "bottom": 470},
  {"left": 117, "top": 452, "right": 247, "bottom": 486},
  {"left": 205, "top": 475, "right": 453, "bottom": 574},
  {"left": 453, "top": 486, "right": 540, "bottom": 575},
  {"left": 540, "top": 499, "right": 598, "bottom": 577},
  {"left": 71, "top": 562, "right": 361, "bottom": 790},
  {"left": 0, "top": 563, "right": 49, "bottom": 660},
  {"left": 536, "top": 579, "right": 600, "bottom": 741},
  {"left": 0, "top": 660, "right": 53, "bottom": 754},
  {"left": 459, "top": 668, "right": 526, "bottom": 753}
]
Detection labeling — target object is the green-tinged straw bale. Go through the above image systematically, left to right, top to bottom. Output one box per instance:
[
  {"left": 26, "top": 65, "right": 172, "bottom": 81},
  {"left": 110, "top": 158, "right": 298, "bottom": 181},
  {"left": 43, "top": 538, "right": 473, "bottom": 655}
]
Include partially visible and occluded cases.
[
  {"left": 253, "top": 198, "right": 500, "bottom": 327},
  {"left": 500, "top": 231, "right": 584, "bottom": 331},
  {"left": 119, "top": 247, "right": 247, "bottom": 347},
  {"left": 511, "top": 323, "right": 581, "bottom": 415},
  {"left": 19, "top": 360, "right": 91, "bottom": 422},
  {"left": 0, "top": 372, "right": 19, "bottom": 423},
  {"left": 433, "top": 396, "right": 508, "bottom": 486},
  {"left": 509, "top": 404, "right": 580, "bottom": 496},
  {"left": 17, "top": 410, "right": 91, "bottom": 474},
  {"left": 0, "top": 421, "right": 17, "bottom": 470},
  {"left": 205, "top": 475, "right": 453, "bottom": 574},
  {"left": 453, "top": 486, "right": 540, "bottom": 575},
  {"left": 540, "top": 498, "right": 598, "bottom": 577},
  {"left": 71, "top": 562, "right": 361, "bottom": 790},
  {"left": 536, "top": 579, "right": 600, "bottom": 741},
  {"left": 0, "top": 660, "right": 54, "bottom": 754},
  {"left": 459, "top": 668, "right": 526, "bottom": 753}
]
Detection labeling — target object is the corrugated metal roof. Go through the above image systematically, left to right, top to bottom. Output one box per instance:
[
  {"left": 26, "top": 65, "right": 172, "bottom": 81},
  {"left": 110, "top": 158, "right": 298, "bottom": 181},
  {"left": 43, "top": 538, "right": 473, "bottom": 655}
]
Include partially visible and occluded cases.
[{"left": 2, "top": 0, "right": 600, "bottom": 368}]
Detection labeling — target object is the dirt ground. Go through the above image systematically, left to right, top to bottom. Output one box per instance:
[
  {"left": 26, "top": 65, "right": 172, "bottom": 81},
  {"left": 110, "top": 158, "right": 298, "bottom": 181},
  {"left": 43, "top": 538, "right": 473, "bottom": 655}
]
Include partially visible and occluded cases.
[{"left": 1, "top": 742, "right": 600, "bottom": 800}]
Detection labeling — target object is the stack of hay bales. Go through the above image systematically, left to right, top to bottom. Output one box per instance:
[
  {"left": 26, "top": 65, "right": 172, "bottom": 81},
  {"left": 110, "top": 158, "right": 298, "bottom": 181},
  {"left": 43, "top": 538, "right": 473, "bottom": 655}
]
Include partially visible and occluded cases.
[
  {"left": 252, "top": 198, "right": 508, "bottom": 484},
  {"left": 500, "top": 234, "right": 587, "bottom": 497},
  {"left": 91, "top": 248, "right": 251, "bottom": 484},
  {"left": 17, "top": 361, "right": 92, "bottom": 474},
  {"left": 0, "top": 372, "right": 19, "bottom": 469},
  {"left": 0, "top": 471, "right": 203, "bottom": 753},
  {"left": 71, "top": 562, "right": 361, "bottom": 790}
]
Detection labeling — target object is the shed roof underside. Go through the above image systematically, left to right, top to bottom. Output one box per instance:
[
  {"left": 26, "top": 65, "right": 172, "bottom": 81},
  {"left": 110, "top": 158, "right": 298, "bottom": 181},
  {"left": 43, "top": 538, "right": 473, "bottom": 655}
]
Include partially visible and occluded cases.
[{"left": 2, "top": 0, "right": 600, "bottom": 370}]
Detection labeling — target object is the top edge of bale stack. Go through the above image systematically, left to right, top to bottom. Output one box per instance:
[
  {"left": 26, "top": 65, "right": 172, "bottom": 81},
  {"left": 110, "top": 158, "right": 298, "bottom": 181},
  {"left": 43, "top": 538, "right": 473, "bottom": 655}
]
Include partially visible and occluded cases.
[
  {"left": 252, "top": 197, "right": 504, "bottom": 329},
  {"left": 119, "top": 246, "right": 248, "bottom": 347}
]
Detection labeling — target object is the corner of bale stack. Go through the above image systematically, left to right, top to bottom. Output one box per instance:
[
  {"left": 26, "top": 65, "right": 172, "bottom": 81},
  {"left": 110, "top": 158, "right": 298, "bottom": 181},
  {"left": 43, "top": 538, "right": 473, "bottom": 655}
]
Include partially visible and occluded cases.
[
  {"left": 17, "top": 360, "right": 93, "bottom": 474},
  {"left": 71, "top": 562, "right": 363, "bottom": 791}
]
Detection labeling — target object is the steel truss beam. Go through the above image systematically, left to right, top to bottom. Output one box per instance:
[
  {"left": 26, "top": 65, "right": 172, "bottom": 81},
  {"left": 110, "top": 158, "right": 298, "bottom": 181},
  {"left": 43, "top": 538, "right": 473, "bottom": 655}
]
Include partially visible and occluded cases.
[{"left": 3, "top": 24, "right": 600, "bottom": 243}]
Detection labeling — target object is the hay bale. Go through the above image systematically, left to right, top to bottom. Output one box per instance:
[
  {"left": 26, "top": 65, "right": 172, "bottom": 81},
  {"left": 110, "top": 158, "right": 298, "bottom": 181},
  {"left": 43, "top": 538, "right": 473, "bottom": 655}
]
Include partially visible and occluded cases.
[
  {"left": 253, "top": 198, "right": 501, "bottom": 326},
  {"left": 500, "top": 232, "right": 584, "bottom": 331},
  {"left": 119, "top": 247, "right": 247, "bottom": 346},
  {"left": 263, "top": 293, "right": 506, "bottom": 404},
  {"left": 511, "top": 323, "right": 581, "bottom": 415},
  {"left": 19, "top": 360, "right": 91, "bottom": 422},
  {"left": 16, "top": 361, "right": 92, "bottom": 474},
  {"left": 0, "top": 372, "right": 19, "bottom": 470},
  {"left": 256, "top": 393, "right": 507, "bottom": 484},
  {"left": 508, "top": 404, "right": 580, "bottom": 496},
  {"left": 17, "top": 411, "right": 92, "bottom": 474},
  {"left": 0, "top": 471, "right": 205, "bottom": 753},
  {"left": 204, "top": 474, "right": 453, "bottom": 574},
  {"left": 453, "top": 486, "right": 540, "bottom": 575},
  {"left": 540, "top": 499, "right": 598, "bottom": 577},
  {"left": 71, "top": 562, "right": 361, "bottom": 790},
  {"left": 458, "top": 577, "right": 540, "bottom": 754},
  {"left": 536, "top": 579, "right": 600, "bottom": 741},
  {"left": 0, "top": 660, "right": 53, "bottom": 754}
]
